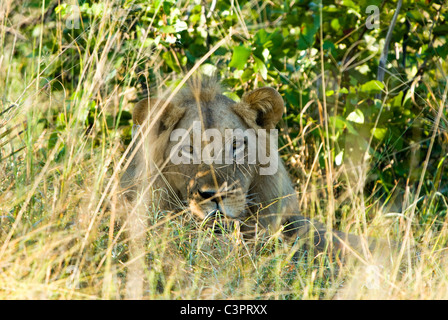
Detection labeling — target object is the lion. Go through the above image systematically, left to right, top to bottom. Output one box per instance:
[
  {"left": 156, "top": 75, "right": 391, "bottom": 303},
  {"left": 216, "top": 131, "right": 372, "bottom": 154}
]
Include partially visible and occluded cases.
[{"left": 120, "top": 76, "right": 391, "bottom": 256}]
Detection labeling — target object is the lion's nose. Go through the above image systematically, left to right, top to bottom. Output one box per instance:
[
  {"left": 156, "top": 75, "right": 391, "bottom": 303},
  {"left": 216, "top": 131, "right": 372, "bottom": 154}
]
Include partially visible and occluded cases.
[
  {"left": 198, "top": 188, "right": 227, "bottom": 203},
  {"left": 198, "top": 189, "right": 217, "bottom": 200}
]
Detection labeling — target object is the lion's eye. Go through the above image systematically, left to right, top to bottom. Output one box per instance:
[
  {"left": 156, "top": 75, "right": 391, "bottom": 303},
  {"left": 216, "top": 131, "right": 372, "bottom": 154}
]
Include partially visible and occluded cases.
[
  {"left": 232, "top": 140, "right": 245, "bottom": 155},
  {"left": 180, "top": 145, "right": 194, "bottom": 158}
]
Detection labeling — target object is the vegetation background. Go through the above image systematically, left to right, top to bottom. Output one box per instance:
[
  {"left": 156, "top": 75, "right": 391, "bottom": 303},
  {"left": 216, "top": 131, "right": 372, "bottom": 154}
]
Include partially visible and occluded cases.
[{"left": 1, "top": 0, "right": 448, "bottom": 299}]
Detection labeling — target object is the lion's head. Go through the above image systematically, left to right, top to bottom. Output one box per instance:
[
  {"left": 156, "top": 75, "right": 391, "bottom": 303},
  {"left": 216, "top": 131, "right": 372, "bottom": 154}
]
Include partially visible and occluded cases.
[{"left": 121, "top": 76, "right": 298, "bottom": 232}]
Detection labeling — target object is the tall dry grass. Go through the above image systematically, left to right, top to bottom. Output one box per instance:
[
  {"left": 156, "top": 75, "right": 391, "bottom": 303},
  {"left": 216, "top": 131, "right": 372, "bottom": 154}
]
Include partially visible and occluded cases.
[{"left": 0, "top": 0, "right": 448, "bottom": 300}]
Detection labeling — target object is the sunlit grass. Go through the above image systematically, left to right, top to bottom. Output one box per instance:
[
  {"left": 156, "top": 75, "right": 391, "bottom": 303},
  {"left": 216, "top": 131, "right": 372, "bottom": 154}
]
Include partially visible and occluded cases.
[{"left": 1, "top": 0, "right": 448, "bottom": 300}]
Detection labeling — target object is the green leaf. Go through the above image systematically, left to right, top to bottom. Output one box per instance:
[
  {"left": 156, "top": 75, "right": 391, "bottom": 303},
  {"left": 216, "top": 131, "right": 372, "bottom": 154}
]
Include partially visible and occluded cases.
[
  {"left": 341, "top": 0, "right": 359, "bottom": 9},
  {"left": 162, "top": 1, "right": 172, "bottom": 13},
  {"left": 55, "top": 4, "right": 67, "bottom": 15},
  {"left": 407, "top": 10, "right": 424, "bottom": 23},
  {"left": 297, "top": 17, "right": 320, "bottom": 50},
  {"left": 331, "top": 18, "right": 340, "bottom": 31},
  {"left": 298, "top": 24, "right": 317, "bottom": 50},
  {"left": 160, "top": 25, "right": 176, "bottom": 34},
  {"left": 433, "top": 25, "right": 448, "bottom": 36},
  {"left": 254, "top": 29, "right": 271, "bottom": 47},
  {"left": 323, "top": 40, "right": 336, "bottom": 55},
  {"left": 435, "top": 44, "right": 448, "bottom": 59},
  {"left": 229, "top": 46, "right": 251, "bottom": 70},
  {"left": 162, "top": 51, "right": 181, "bottom": 72},
  {"left": 254, "top": 57, "right": 267, "bottom": 80},
  {"left": 241, "top": 68, "right": 254, "bottom": 82},
  {"left": 360, "top": 80, "right": 384, "bottom": 93},
  {"left": 223, "top": 91, "right": 240, "bottom": 102},
  {"left": 391, "top": 92, "right": 403, "bottom": 107},
  {"left": 346, "top": 109, "right": 364, "bottom": 124},
  {"left": 330, "top": 116, "right": 357, "bottom": 135},
  {"left": 371, "top": 127, "right": 387, "bottom": 140},
  {"left": 48, "top": 132, "right": 59, "bottom": 149}
]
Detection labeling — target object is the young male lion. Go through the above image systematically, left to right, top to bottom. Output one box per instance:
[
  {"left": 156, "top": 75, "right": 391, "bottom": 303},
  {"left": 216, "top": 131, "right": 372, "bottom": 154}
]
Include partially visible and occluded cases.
[{"left": 120, "top": 76, "right": 393, "bottom": 257}]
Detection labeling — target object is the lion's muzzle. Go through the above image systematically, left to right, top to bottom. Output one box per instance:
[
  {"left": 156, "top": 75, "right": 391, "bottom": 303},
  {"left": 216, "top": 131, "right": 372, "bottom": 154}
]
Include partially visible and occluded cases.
[{"left": 188, "top": 174, "right": 247, "bottom": 220}]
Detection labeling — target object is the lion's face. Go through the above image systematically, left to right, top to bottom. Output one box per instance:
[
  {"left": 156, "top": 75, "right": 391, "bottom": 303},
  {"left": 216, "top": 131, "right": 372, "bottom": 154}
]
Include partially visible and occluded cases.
[
  {"left": 123, "top": 78, "right": 284, "bottom": 223},
  {"left": 162, "top": 95, "right": 257, "bottom": 220}
]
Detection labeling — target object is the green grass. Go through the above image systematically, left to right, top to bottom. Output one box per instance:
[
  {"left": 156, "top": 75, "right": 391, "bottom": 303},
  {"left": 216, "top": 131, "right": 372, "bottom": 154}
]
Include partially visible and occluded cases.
[{"left": 1, "top": 0, "right": 448, "bottom": 300}]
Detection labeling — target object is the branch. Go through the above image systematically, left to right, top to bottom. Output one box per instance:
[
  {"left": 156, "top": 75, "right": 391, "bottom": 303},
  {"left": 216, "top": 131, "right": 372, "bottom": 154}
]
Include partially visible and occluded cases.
[{"left": 376, "top": 0, "right": 403, "bottom": 99}]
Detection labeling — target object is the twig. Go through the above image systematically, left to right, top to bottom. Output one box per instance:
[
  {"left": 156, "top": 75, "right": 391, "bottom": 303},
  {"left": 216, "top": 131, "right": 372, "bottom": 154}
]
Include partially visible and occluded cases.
[{"left": 376, "top": 0, "right": 402, "bottom": 99}]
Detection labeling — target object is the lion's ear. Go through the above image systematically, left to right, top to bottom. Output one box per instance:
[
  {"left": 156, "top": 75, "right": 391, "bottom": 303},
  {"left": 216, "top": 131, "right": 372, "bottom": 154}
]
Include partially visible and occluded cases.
[
  {"left": 233, "top": 87, "right": 284, "bottom": 129},
  {"left": 132, "top": 98, "right": 185, "bottom": 133}
]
